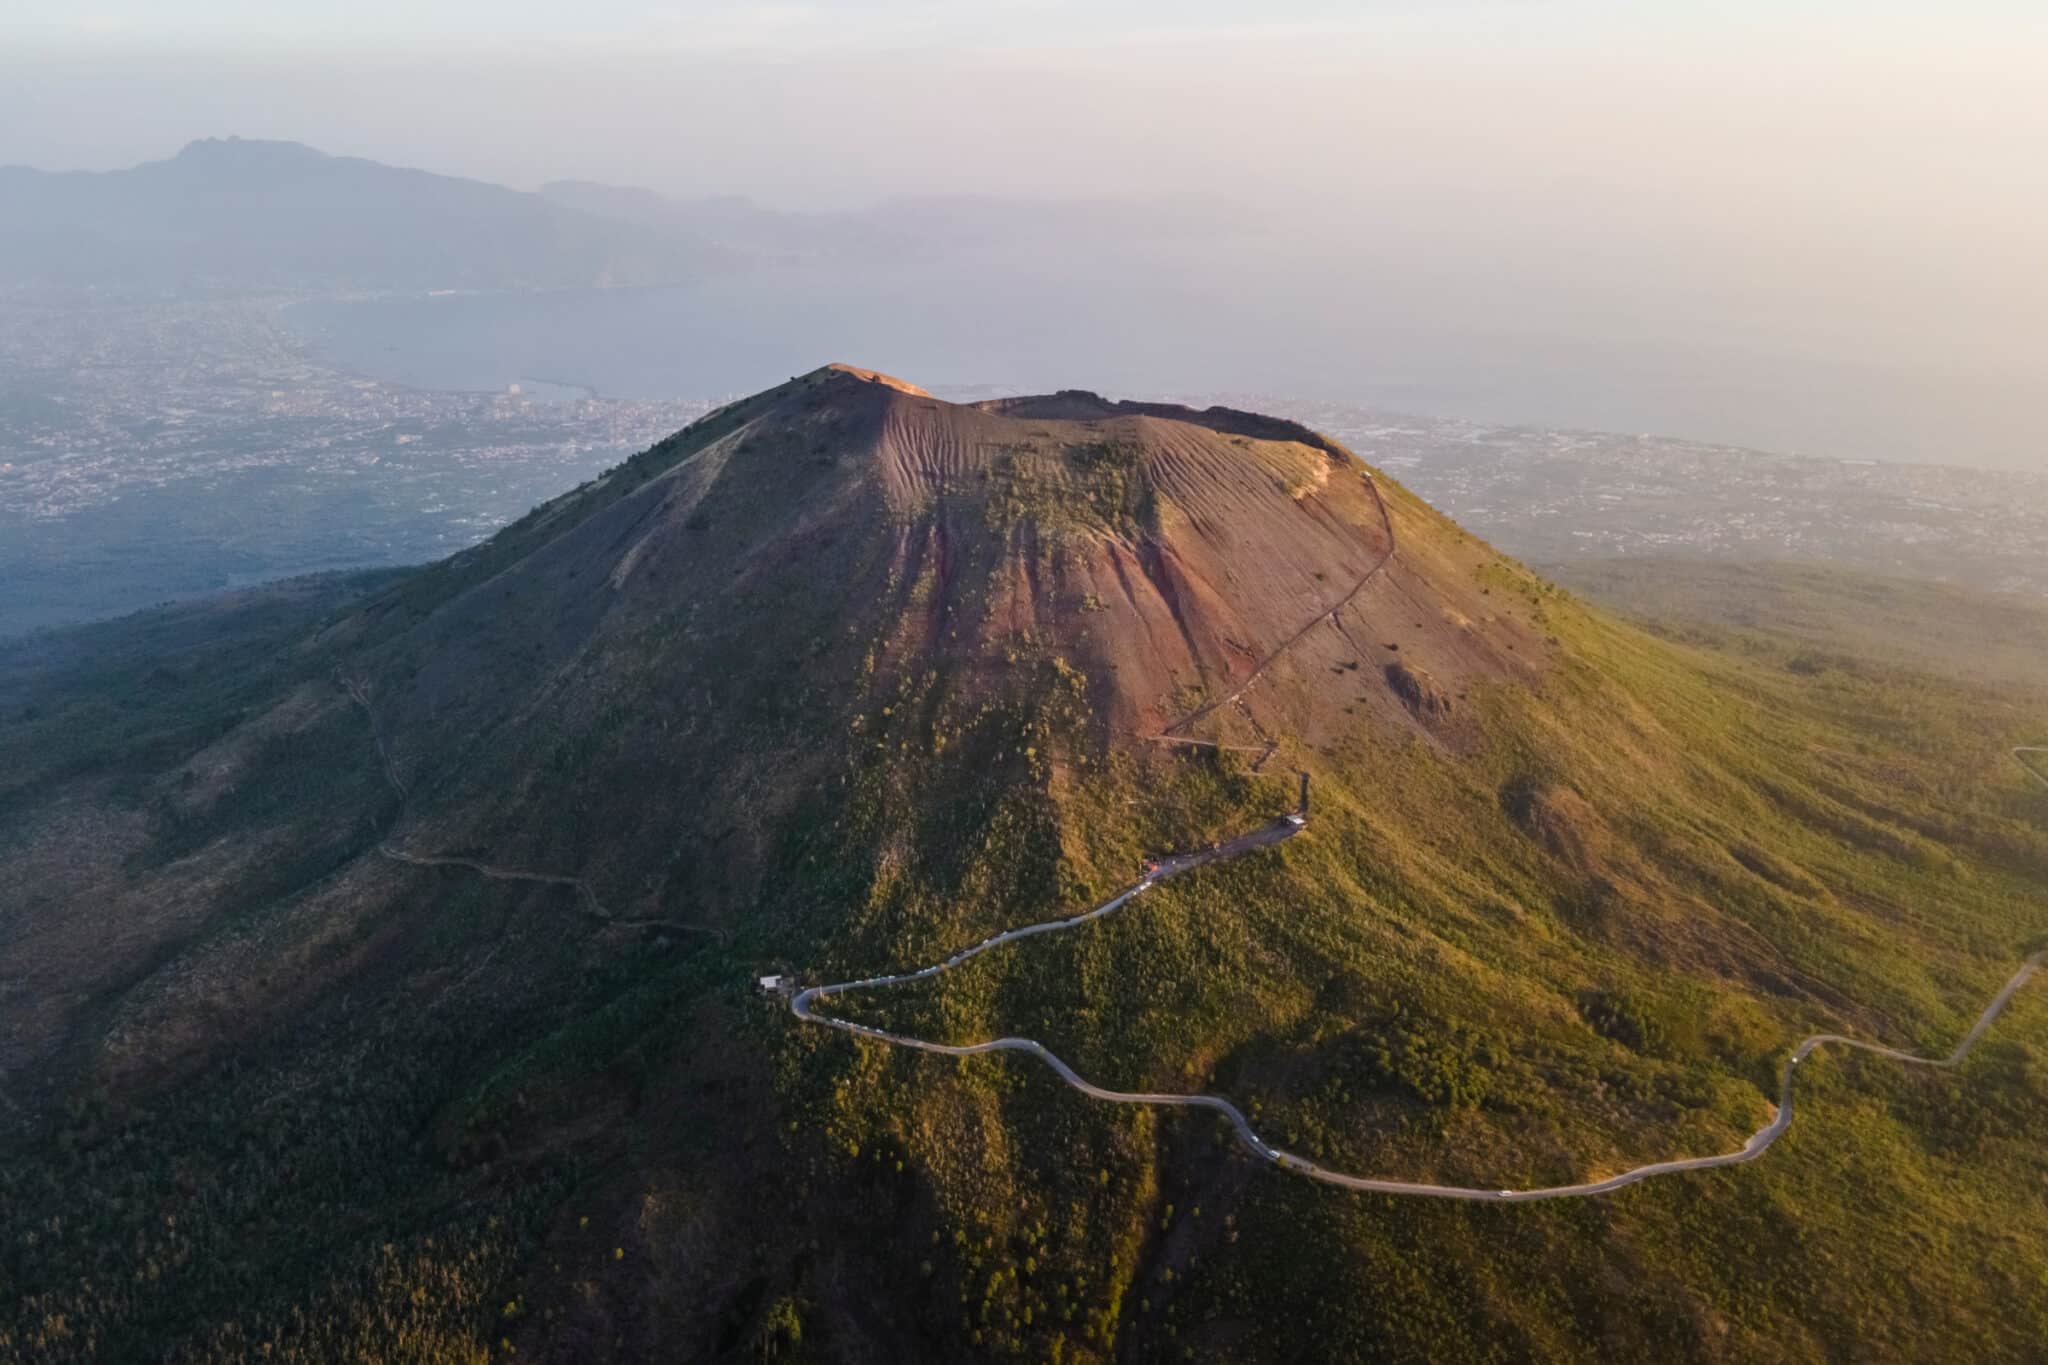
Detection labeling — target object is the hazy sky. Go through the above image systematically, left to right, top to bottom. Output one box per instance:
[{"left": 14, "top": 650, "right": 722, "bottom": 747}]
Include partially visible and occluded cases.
[
  {"left": 4, "top": 1, "right": 2044, "bottom": 469},
  {"left": 20, "top": 1, "right": 1968, "bottom": 48}
]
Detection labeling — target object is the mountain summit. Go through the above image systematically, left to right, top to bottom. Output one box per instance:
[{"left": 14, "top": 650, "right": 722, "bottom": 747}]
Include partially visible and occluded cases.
[{"left": 316, "top": 363, "right": 1548, "bottom": 921}]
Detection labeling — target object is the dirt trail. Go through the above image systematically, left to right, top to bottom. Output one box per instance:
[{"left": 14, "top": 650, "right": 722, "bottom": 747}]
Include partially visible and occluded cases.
[
  {"left": 1158, "top": 469, "right": 1396, "bottom": 739},
  {"left": 341, "top": 674, "right": 727, "bottom": 942}
]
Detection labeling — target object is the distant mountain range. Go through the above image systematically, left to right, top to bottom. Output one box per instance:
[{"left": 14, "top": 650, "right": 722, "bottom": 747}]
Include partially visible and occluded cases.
[
  {"left": 0, "top": 137, "right": 1240, "bottom": 293},
  {"left": 0, "top": 137, "right": 732, "bottom": 292}
]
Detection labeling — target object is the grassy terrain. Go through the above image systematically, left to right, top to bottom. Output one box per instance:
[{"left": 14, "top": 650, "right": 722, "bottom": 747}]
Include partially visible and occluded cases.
[
  {"left": 1550, "top": 557, "right": 2048, "bottom": 687},
  {"left": 790, "top": 568, "right": 2048, "bottom": 1361}
]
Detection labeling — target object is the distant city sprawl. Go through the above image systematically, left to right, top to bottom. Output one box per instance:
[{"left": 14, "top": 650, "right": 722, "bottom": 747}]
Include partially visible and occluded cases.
[
  {"left": 0, "top": 293, "right": 712, "bottom": 634},
  {"left": 7, "top": 295, "right": 2047, "bottom": 639},
  {"left": 1288, "top": 401, "right": 2048, "bottom": 598}
]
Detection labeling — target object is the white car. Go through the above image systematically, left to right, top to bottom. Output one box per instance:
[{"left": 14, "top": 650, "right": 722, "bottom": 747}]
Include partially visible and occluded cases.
[
  {"left": 1285, "top": 814, "right": 1306, "bottom": 827},
  {"left": 1499, "top": 1190, "right": 1514, "bottom": 1198}
]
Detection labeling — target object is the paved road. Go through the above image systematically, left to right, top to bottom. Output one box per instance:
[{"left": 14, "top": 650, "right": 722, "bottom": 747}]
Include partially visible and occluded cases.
[
  {"left": 788, "top": 458, "right": 2048, "bottom": 1198},
  {"left": 790, "top": 786, "right": 2043, "bottom": 1201},
  {"left": 793, "top": 817, "right": 1302, "bottom": 1012}
]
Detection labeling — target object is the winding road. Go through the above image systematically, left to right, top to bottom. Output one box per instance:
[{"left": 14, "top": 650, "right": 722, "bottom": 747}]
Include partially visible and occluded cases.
[
  {"left": 787, "top": 468, "right": 2048, "bottom": 1200},
  {"left": 789, "top": 759, "right": 2045, "bottom": 1201}
]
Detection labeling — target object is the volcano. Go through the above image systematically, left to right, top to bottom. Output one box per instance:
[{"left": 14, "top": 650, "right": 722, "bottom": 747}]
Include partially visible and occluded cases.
[
  {"left": 302, "top": 364, "right": 1550, "bottom": 933},
  {"left": 4, "top": 366, "right": 2044, "bottom": 1363}
]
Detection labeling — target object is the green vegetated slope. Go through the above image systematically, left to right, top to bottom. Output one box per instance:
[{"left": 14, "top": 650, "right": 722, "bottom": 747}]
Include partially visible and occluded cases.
[
  {"left": 2, "top": 369, "right": 2046, "bottom": 1363},
  {"left": 1550, "top": 556, "right": 2048, "bottom": 687}
]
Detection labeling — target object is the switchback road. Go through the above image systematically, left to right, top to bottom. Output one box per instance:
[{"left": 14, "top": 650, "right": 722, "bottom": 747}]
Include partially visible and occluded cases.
[{"left": 789, "top": 765, "right": 2044, "bottom": 1201}]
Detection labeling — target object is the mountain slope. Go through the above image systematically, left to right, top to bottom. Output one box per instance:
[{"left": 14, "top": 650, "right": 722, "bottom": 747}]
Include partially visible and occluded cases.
[
  {"left": 281, "top": 365, "right": 1541, "bottom": 947},
  {"left": 1, "top": 369, "right": 2045, "bottom": 1363},
  {"left": 1550, "top": 556, "right": 2048, "bottom": 687}
]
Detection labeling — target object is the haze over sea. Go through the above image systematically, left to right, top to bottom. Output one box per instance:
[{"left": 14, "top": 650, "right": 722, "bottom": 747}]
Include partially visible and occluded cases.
[{"left": 284, "top": 238, "right": 2038, "bottom": 474}]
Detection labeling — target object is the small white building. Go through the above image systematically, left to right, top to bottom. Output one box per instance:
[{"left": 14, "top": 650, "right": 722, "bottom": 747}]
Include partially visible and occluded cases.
[{"left": 758, "top": 974, "right": 785, "bottom": 993}]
